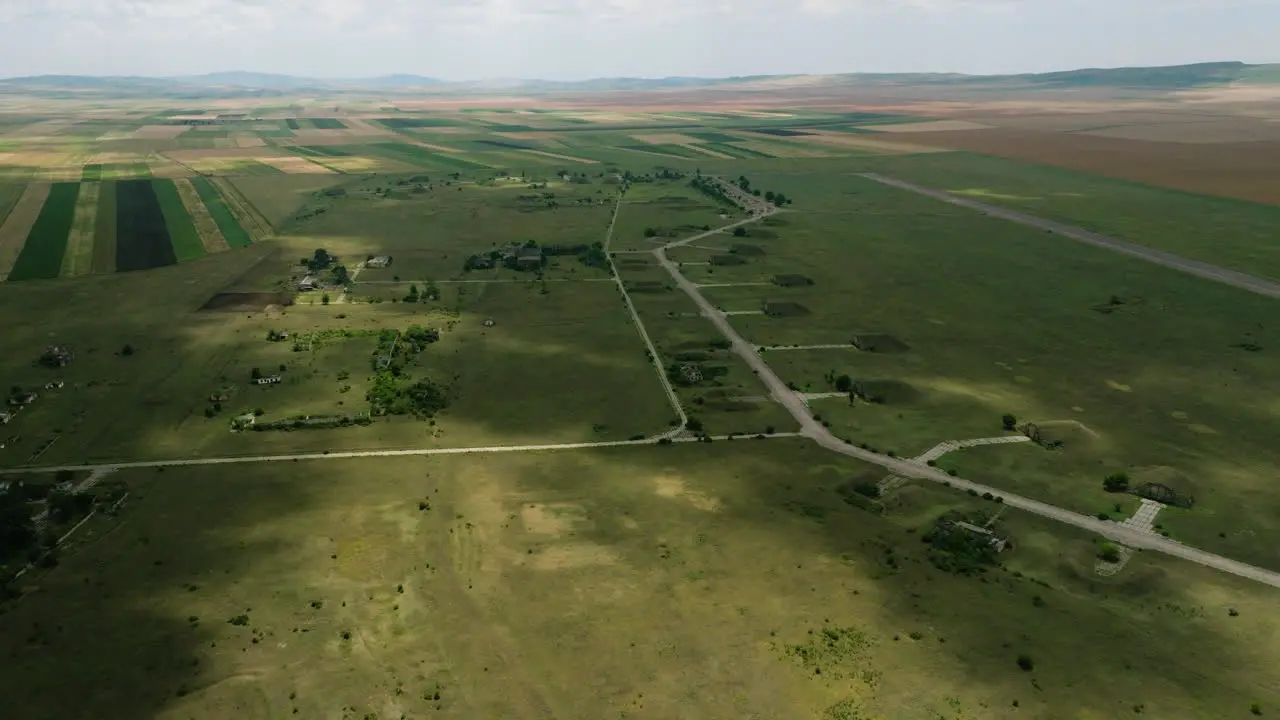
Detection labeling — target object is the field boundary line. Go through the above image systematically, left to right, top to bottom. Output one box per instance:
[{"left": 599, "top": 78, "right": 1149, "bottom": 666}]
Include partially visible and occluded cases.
[{"left": 860, "top": 172, "right": 1280, "bottom": 299}]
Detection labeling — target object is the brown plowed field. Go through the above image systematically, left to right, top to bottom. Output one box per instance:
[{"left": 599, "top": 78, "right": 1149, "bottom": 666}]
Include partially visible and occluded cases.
[{"left": 901, "top": 129, "right": 1280, "bottom": 205}]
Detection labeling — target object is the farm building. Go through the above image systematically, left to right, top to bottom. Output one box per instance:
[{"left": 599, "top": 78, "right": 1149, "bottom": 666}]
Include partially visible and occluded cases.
[
  {"left": 515, "top": 246, "right": 543, "bottom": 269},
  {"left": 366, "top": 255, "right": 393, "bottom": 269},
  {"left": 297, "top": 275, "right": 318, "bottom": 291},
  {"left": 267, "top": 330, "right": 290, "bottom": 342},
  {"left": 256, "top": 376, "right": 282, "bottom": 386},
  {"left": 44, "top": 380, "right": 64, "bottom": 390},
  {"left": 8, "top": 391, "right": 38, "bottom": 407},
  {"left": 0, "top": 412, "right": 11, "bottom": 425},
  {"left": 950, "top": 521, "right": 1008, "bottom": 553}
]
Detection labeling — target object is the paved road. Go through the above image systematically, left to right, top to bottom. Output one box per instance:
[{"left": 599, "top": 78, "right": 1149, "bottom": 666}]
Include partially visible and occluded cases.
[
  {"left": 860, "top": 173, "right": 1280, "bottom": 300},
  {"left": 653, "top": 199, "right": 1280, "bottom": 590}
]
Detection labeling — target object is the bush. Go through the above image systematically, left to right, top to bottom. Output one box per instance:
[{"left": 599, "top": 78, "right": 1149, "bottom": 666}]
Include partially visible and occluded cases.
[
  {"left": 121, "top": 344, "right": 135, "bottom": 356},
  {"left": 1002, "top": 413, "right": 1017, "bottom": 431},
  {"left": 1103, "top": 472, "right": 1130, "bottom": 493},
  {"left": 1097, "top": 542, "right": 1121, "bottom": 563},
  {"left": 1016, "top": 654, "right": 1034, "bottom": 672},
  {"left": 1251, "top": 703, "right": 1262, "bottom": 716}
]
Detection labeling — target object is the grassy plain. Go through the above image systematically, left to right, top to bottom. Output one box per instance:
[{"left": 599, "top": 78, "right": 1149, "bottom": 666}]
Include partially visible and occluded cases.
[
  {"left": 0, "top": 97, "right": 1278, "bottom": 720},
  {"left": 697, "top": 172, "right": 1280, "bottom": 570},
  {"left": 2, "top": 442, "right": 1278, "bottom": 719}
]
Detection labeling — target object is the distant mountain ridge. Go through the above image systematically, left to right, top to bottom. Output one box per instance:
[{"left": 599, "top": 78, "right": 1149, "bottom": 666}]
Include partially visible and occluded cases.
[{"left": 0, "top": 62, "right": 1275, "bottom": 97}]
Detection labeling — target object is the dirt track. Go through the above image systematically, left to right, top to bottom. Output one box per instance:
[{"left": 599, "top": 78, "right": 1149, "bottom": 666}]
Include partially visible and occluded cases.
[{"left": 861, "top": 173, "right": 1280, "bottom": 298}]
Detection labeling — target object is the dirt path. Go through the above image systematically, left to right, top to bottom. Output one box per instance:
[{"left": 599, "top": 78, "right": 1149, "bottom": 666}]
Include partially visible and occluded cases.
[
  {"left": 861, "top": 173, "right": 1280, "bottom": 299},
  {"left": 173, "top": 178, "right": 229, "bottom": 252},
  {"left": 59, "top": 181, "right": 100, "bottom": 277},
  {"left": 0, "top": 183, "right": 50, "bottom": 280}
]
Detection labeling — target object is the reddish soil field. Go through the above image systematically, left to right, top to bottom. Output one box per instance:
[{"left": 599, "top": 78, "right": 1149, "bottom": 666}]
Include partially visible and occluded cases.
[{"left": 900, "top": 129, "right": 1280, "bottom": 205}]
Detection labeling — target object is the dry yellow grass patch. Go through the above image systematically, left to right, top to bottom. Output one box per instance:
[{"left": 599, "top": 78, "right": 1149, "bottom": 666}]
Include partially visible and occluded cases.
[
  {"left": 341, "top": 118, "right": 395, "bottom": 135},
  {"left": 1, "top": 120, "right": 70, "bottom": 137},
  {"left": 858, "top": 120, "right": 994, "bottom": 133},
  {"left": 129, "top": 125, "right": 191, "bottom": 139},
  {"left": 417, "top": 126, "right": 472, "bottom": 134},
  {"left": 291, "top": 129, "right": 353, "bottom": 143},
  {"left": 495, "top": 131, "right": 564, "bottom": 141},
  {"left": 792, "top": 131, "right": 953, "bottom": 154},
  {"left": 631, "top": 133, "right": 705, "bottom": 145},
  {"left": 233, "top": 135, "right": 266, "bottom": 148},
  {"left": 211, "top": 138, "right": 236, "bottom": 149},
  {"left": 408, "top": 140, "right": 462, "bottom": 153},
  {"left": 732, "top": 140, "right": 832, "bottom": 158},
  {"left": 683, "top": 144, "right": 734, "bottom": 159},
  {"left": 165, "top": 148, "right": 280, "bottom": 161},
  {"left": 515, "top": 148, "right": 598, "bottom": 164},
  {"left": 255, "top": 155, "right": 335, "bottom": 174},
  {"left": 147, "top": 156, "right": 194, "bottom": 178},
  {"left": 36, "top": 161, "right": 85, "bottom": 182},
  {"left": 174, "top": 178, "right": 229, "bottom": 252},
  {"left": 60, "top": 181, "right": 100, "bottom": 277},
  {"left": 0, "top": 183, "right": 51, "bottom": 279}
]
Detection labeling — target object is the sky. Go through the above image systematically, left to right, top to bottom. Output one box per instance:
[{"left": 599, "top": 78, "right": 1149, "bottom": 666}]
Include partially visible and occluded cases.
[{"left": 0, "top": 0, "right": 1276, "bottom": 80}]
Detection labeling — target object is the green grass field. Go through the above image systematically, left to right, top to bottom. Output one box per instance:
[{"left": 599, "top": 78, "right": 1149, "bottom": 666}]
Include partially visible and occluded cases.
[
  {"left": 368, "top": 142, "right": 492, "bottom": 170},
  {"left": 862, "top": 152, "right": 1280, "bottom": 280},
  {"left": 80, "top": 163, "right": 102, "bottom": 181},
  {"left": 698, "top": 173, "right": 1280, "bottom": 570},
  {"left": 191, "top": 177, "right": 253, "bottom": 248},
  {"left": 152, "top": 179, "right": 206, "bottom": 261},
  {"left": 8, "top": 181, "right": 80, "bottom": 280},
  {"left": 0, "top": 183, "right": 23, "bottom": 228}
]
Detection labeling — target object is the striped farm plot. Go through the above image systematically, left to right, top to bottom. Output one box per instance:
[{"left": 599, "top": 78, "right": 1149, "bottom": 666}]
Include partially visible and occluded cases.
[
  {"left": 255, "top": 155, "right": 336, "bottom": 174},
  {"left": 191, "top": 177, "right": 253, "bottom": 248},
  {"left": 174, "top": 178, "right": 229, "bottom": 252},
  {"left": 153, "top": 179, "right": 206, "bottom": 262},
  {"left": 59, "top": 181, "right": 100, "bottom": 277},
  {"left": 92, "top": 181, "right": 117, "bottom": 273},
  {"left": 8, "top": 182, "right": 80, "bottom": 281},
  {"left": 0, "top": 183, "right": 51, "bottom": 280}
]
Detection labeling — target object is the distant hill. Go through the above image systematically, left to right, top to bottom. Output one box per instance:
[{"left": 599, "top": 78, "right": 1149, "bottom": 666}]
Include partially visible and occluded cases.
[{"left": 0, "top": 62, "right": 1275, "bottom": 97}]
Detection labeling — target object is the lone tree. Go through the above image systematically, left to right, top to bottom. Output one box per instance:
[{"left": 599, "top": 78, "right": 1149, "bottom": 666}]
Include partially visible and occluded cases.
[
  {"left": 732, "top": 227, "right": 747, "bottom": 237},
  {"left": 121, "top": 344, "right": 135, "bottom": 356},
  {"left": 835, "top": 374, "right": 853, "bottom": 393},
  {"left": 1002, "top": 413, "right": 1017, "bottom": 431},
  {"left": 1103, "top": 472, "right": 1130, "bottom": 493},
  {"left": 1097, "top": 542, "right": 1122, "bottom": 563},
  {"left": 1016, "top": 654, "right": 1035, "bottom": 672}
]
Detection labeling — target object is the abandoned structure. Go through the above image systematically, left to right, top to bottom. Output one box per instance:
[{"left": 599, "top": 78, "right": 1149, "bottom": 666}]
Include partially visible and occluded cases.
[
  {"left": 366, "top": 255, "right": 393, "bottom": 269},
  {"left": 297, "top": 275, "right": 318, "bottom": 291},
  {"left": 38, "top": 345, "right": 73, "bottom": 368},
  {"left": 255, "top": 376, "right": 282, "bottom": 386}
]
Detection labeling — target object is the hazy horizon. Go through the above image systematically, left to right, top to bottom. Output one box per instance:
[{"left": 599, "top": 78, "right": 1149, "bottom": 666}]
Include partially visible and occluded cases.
[{"left": 1, "top": 0, "right": 1277, "bottom": 81}]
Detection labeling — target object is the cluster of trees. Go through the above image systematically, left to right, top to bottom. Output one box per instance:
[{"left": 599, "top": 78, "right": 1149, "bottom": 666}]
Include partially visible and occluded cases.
[
  {"left": 733, "top": 175, "right": 792, "bottom": 205},
  {"left": 303, "top": 248, "right": 336, "bottom": 273},
  {"left": 403, "top": 282, "right": 440, "bottom": 303},
  {"left": 366, "top": 371, "right": 450, "bottom": 418},
  {"left": 1, "top": 479, "right": 95, "bottom": 576},
  {"left": 921, "top": 512, "right": 1002, "bottom": 576}
]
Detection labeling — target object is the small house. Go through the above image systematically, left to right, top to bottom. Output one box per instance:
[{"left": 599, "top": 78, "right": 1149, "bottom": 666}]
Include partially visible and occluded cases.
[
  {"left": 366, "top": 255, "right": 392, "bottom": 269},
  {"left": 297, "top": 275, "right": 317, "bottom": 291}
]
